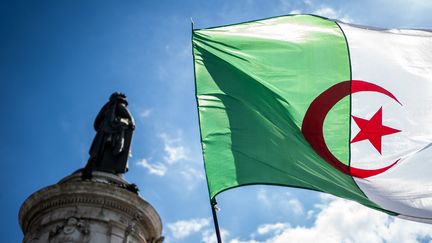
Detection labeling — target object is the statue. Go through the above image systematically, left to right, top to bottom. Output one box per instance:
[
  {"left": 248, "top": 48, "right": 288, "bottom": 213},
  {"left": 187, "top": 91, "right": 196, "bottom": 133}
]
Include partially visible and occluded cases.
[{"left": 82, "top": 92, "right": 135, "bottom": 179}]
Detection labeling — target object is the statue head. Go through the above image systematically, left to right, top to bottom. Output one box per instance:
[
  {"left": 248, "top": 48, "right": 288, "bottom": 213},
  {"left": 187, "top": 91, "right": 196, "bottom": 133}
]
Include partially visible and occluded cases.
[{"left": 110, "top": 92, "right": 128, "bottom": 106}]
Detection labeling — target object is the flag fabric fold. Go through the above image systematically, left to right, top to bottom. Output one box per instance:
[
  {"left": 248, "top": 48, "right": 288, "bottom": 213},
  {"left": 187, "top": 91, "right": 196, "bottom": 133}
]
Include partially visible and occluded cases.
[{"left": 192, "top": 14, "right": 432, "bottom": 223}]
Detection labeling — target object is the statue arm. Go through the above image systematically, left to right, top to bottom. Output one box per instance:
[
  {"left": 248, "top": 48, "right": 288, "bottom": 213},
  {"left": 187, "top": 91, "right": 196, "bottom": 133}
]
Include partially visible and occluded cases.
[{"left": 118, "top": 104, "right": 135, "bottom": 130}]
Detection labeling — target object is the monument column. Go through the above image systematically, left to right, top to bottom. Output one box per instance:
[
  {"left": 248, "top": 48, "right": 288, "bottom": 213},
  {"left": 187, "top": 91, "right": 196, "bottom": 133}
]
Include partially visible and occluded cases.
[{"left": 19, "top": 93, "right": 164, "bottom": 243}]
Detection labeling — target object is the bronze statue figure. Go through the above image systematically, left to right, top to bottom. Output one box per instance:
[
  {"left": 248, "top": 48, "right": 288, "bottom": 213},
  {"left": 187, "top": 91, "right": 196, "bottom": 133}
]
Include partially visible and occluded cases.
[{"left": 82, "top": 92, "right": 135, "bottom": 179}]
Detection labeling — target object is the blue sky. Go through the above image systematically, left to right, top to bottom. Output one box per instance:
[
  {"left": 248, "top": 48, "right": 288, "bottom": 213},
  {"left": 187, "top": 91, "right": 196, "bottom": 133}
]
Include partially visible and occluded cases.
[{"left": 2, "top": 0, "right": 432, "bottom": 242}]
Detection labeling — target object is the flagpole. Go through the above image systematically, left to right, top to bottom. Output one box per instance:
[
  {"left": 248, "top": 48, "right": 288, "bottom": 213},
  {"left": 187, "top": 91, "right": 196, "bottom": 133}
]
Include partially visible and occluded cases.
[
  {"left": 191, "top": 18, "right": 223, "bottom": 243},
  {"left": 211, "top": 199, "right": 223, "bottom": 243}
]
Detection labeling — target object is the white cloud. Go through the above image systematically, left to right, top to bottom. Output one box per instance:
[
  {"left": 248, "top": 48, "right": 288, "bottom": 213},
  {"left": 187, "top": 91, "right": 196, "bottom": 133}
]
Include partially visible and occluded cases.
[
  {"left": 275, "top": 0, "right": 353, "bottom": 23},
  {"left": 277, "top": 0, "right": 291, "bottom": 13},
  {"left": 278, "top": 0, "right": 432, "bottom": 28},
  {"left": 303, "top": 0, "right": 313, "bottom": 7},
  {"left": 373, "top": 0, "right": 432, "bottom": 15},
  {"left": 312, "top": 6, "right": 353, "bottom": 23},
  {"left": 312, "top": 6, "right": 337, "bottom": 17},
  {"left": 289, "top": 9, "right": 302, "bottom": 14},
  {"left": 139, "top": 109, "right": 152, "bottom": 118},
  {"left": 134, "top": 130, "right": 204, "bottom": 188},
  {"left": 159, "top": 132, "right": 189, "bottom": 164},
  {"left": 164, "top": 144, "right": 188, "bottom": 164},
  {"left": 135, "top": 158, "right": 167, "bottom": 176},
  {"left": 180, "top": 167, "right": 205, "bottom": 181},
  {"left": 256, "top": 188, "right": 271, "bottom": 204},
  {"left": 257, "top": 189, "right": 304, "bottom": 216},
  {"left": 213, "top": 193, "right": 432, "bottom": 243},
  {"left": 224, "top": 195, "right": 432, "bottom": 243},
  {"left": 262, "top": 197, "right": 432, "bottom": 243},
  {"left": 287, "top": 198, "right": 304, "bottom": 216},
  {"left": 306, "top": 209, "right": 315, "bottom": 219},
  {"left": 168, "top": 218, "right": 210, "bottom": 239},
  {"left": 257, "top": 223, "right": 290, "bottom": 235},
  {"left": 202, "top": 229, "right": 230, "bottom": 243},
  {"left": 230, "top": 239, "right": 260, "bottom": 243}
]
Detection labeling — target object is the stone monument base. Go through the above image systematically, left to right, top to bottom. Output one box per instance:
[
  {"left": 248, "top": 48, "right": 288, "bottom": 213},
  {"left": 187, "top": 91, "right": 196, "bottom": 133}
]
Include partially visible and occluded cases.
[{"left": 19, "top": 171, "right": 164, "bottom": 243}]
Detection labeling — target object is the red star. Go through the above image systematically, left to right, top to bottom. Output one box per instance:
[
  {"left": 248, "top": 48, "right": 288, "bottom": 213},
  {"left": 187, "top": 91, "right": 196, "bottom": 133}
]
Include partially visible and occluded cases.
[{"left": 351, "top": 107, "right": 401, "bottom": 154}]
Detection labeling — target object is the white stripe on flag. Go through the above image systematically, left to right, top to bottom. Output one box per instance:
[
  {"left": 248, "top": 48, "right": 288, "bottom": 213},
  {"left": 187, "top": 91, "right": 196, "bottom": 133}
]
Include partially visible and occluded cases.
[{"left": 340, "top": 22, "right": 432, "bottom": 221}]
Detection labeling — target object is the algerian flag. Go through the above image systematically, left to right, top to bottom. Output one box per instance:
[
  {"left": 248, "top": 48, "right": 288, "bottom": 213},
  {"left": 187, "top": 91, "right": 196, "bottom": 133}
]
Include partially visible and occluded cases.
[{"left": 192, "top": 14, "right": 432, "bottom": 223}]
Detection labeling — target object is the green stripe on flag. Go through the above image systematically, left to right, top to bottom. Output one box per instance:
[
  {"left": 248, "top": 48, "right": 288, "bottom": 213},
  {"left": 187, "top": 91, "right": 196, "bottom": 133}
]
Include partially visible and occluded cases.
[{"left": 193, "top": 15, "right": 396, "bottom": 215}]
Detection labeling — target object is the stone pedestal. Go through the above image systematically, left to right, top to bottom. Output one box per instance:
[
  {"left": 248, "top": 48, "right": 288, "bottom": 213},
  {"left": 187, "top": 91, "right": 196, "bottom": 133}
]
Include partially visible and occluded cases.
[{"left": 19, "top": 171, "right": 164, "bottom": 243}]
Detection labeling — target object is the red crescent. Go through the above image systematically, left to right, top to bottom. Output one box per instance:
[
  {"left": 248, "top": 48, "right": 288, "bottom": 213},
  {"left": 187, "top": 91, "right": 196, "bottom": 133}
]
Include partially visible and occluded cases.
[{"left": 301, "top": 80, "right": 400, "bottom": 178}]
